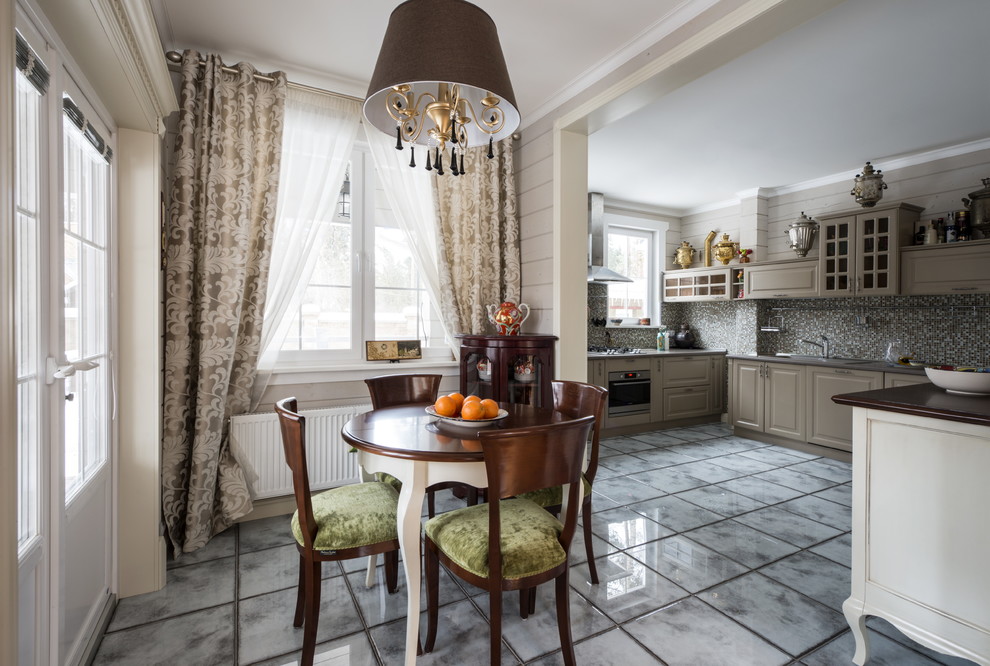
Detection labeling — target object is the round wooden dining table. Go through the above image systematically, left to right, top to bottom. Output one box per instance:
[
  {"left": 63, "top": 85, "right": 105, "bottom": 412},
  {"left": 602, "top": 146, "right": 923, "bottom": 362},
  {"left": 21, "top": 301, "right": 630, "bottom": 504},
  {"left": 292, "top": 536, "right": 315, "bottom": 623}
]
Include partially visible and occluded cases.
[{"left": 341, "top": 402, "right": 572, "bottom": 666}]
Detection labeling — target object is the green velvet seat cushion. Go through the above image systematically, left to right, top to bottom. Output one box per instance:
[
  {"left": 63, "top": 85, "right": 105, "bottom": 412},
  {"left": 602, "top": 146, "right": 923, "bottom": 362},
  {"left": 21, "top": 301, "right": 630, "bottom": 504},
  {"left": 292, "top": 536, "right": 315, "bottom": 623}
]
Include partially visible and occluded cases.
[
  {"left": 375, "top": 472, "right": 403, "bottom": 492},
  {"left": 517, "top": 474, "right": 592, "bottom": 508},
  {"left": 291, "top": 481, "right": 399, "bottom": 551},
  {"left": 425, "top": 498, "right": 566, "bottom": 580}
]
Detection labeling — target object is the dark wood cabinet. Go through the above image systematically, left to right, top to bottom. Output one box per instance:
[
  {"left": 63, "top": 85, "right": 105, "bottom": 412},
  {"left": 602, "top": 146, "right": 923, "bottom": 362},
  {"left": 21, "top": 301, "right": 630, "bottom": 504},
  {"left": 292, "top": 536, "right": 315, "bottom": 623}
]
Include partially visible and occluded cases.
[{"left": 457, "top": 334, "right": 556, "bottom": 408}]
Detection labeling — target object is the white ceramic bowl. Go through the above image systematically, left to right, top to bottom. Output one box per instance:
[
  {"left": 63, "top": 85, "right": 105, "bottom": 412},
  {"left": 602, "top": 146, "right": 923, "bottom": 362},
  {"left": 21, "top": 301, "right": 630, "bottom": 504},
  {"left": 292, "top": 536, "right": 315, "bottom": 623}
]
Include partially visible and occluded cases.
[
  {"left": 924, "top": 367, "right": 990, "bottom": 395},
  {"left": 425, "top": 406, "right": 509, "bottom": 429}
]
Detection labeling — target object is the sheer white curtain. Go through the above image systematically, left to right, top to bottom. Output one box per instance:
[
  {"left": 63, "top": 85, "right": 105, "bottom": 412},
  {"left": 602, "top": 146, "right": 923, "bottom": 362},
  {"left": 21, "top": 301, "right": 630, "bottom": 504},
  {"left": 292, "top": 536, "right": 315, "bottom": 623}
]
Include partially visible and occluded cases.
[
  {"left": 250, "top": 88, "right": 361, "bottom": 410},
  {"left": 365, "top": 125, "right": 455, "bottom": 353}
]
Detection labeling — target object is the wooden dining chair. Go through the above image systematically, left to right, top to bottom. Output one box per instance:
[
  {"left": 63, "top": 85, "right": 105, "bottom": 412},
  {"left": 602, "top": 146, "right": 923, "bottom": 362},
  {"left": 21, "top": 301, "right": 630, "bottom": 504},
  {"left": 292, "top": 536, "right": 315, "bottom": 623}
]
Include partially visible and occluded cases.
[
  {"left": 364, "top": 373, "right": 480, "bottom": 517},
  {"left": 518, "top": 380, "right": 608, "bottom": 586},
  {"left": 275, "top": 397, "right": 400, "bottom": 666},
  {"left": 423, "top": 415, "right": 595, "bottom": 666}
]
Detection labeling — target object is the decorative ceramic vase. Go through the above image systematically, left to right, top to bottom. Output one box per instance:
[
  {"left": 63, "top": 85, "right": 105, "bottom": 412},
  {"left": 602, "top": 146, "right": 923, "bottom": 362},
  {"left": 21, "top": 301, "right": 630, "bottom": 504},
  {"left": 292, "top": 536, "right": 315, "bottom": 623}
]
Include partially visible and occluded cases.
[
  {"left": 486, "top": 301, "right": 530, "bottom": 335},
  {"left": 673, "top": 324, "right": 696, "bottom": 349},
  {"left": 513, "top": 356, "right": 535, "bottom": 382},
  {"left": 477, "top": 358, "right": 491, "bottom": 380}
]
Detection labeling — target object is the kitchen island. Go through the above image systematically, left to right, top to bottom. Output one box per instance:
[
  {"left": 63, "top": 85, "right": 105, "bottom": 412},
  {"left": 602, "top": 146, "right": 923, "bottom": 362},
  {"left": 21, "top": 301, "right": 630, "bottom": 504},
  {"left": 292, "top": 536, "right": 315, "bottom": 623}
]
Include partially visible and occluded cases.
[{"left": 832, "top": 384, "right": 990, "bottom": 666}]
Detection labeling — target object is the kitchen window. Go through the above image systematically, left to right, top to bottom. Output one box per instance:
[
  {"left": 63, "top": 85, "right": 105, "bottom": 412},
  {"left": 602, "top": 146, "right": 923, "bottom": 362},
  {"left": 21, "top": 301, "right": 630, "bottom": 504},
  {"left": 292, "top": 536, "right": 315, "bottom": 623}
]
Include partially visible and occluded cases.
[
  {"left": 276, "top": 144, "right": 446, "bottom": 362},
  {"left": 607, "top": 224, "right": 661, "bottom": 321}
]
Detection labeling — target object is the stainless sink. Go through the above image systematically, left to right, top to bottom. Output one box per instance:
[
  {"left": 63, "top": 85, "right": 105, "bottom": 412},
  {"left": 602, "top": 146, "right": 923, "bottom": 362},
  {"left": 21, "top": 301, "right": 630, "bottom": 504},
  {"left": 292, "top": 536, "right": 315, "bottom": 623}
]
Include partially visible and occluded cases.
[{"left": 777, "top": 354, "right": 876, "bottom": 365}]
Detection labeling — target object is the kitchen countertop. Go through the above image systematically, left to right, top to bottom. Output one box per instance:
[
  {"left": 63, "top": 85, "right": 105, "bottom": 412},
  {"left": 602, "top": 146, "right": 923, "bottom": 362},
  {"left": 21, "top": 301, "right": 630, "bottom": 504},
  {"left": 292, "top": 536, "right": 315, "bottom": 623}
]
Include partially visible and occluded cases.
[
  {"left": 588, "top": 348, "right": 727, "bottom": 359},
  {"left": 726, "top": 353, "right": 926, "bottom": 376},
  {"left": 832, "top": 382, "right": 990, "bottom": 427}
]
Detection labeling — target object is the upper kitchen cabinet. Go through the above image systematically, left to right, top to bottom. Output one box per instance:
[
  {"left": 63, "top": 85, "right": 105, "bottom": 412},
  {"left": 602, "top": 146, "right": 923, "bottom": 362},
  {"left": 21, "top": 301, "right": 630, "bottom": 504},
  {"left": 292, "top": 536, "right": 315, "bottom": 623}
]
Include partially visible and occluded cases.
[
  {"left": 817, "top": 203, "right": 923, "bottom": 297},
  {"left": 900, "top": 238, "right": 990, "bottom": 295},
  {"left": 741, "top": 258, "right": 819, "bottom": 299},
  {"left": 662, "top": 267, "right": 734, "bottom": 302}
]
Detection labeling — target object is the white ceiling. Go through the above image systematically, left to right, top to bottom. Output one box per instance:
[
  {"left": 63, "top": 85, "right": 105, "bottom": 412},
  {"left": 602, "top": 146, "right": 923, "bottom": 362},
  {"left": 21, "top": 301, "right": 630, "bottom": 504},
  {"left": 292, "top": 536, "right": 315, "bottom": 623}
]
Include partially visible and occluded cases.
[{"left": 154, "top": 0, "right": 990, "bottom": 214}]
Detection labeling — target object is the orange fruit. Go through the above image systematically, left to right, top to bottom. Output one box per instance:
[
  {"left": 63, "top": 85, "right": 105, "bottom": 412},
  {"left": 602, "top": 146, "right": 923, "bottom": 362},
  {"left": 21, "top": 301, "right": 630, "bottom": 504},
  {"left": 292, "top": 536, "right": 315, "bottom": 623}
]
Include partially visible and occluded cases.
[
  {"left": 447, "top": 392, "right": 465, "bottom": 411},
  {"left": 433, "top": 395, "right": 457, "bottom": 417},
  {"left": 463, "top": 395, "right": 481, "bottom": 405},
  {"left": 479, "top": 398, "right": 499, "bottom": 419},
  {"left": 460, "top": 401, "right": 485, "bottom": 420}
]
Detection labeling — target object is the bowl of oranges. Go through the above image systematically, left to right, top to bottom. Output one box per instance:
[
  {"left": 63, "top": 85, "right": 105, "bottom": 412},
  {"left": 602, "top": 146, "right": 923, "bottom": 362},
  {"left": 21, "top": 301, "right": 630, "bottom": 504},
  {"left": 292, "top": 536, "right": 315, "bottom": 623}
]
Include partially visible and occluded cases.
[{"left": 426, "top": 393, "right": 507, "bottom": 429}]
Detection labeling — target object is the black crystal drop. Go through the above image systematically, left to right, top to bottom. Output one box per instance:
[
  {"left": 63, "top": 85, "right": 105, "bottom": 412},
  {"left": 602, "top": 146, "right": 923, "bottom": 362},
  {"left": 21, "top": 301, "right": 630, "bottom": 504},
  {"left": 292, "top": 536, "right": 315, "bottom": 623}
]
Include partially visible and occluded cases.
[
  {"left": 395, "top": 126, "right": 403, "bottom": 151},
  {"left": 487, "top": 137, "right": 494, "bottom": 159},
  {"left": 409, "top": 146, "right": 416, "bottom": 168},
  {"left": 450, "top": 147, "right": 458, "bottom": 176},
  {"left": 436, "top": 149, "right": 444, "bottom": 176},
  {"left": 425, "top": 150, "right": 432, "bottom": 172},
  {"left": 459, "top": 154, "right": 465, "bottom": 174}
]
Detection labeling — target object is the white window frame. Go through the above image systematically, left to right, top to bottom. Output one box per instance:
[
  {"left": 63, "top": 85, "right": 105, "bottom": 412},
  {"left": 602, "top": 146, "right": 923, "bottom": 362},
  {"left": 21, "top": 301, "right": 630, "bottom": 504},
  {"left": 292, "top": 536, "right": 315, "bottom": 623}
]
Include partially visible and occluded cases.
[
  {"left": 275, "top": 143, "right": 449, "bottom": 369},
  {"left": 605, "top": 212, "right": 668, "bottom": 322}
]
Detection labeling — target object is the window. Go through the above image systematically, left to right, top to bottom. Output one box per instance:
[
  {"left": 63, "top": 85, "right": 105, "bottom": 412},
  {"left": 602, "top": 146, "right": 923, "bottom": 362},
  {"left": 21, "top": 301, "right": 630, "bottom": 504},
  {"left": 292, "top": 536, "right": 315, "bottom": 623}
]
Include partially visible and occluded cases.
[
  {"left": 278, "top": 145, "right": 445, "bottom": 362},
  {"left": 607, "top": 226, "right": 656, "bottom": 320}
]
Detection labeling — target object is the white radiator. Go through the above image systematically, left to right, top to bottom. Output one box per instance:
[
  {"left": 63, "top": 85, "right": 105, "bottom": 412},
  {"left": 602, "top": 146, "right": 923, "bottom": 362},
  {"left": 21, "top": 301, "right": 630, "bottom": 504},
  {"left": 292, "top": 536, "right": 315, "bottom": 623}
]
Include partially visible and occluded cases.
[{"left": 229, "top": 404, "right": 372, "bottom": 499}]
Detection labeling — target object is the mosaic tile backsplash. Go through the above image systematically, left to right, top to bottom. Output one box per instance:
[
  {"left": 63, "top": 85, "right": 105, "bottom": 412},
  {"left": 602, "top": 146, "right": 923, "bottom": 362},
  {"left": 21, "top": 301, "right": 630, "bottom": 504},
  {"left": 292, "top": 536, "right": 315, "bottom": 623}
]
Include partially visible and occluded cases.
[{"left": 587, "top": 283, "right": 990, "bottom": 367}]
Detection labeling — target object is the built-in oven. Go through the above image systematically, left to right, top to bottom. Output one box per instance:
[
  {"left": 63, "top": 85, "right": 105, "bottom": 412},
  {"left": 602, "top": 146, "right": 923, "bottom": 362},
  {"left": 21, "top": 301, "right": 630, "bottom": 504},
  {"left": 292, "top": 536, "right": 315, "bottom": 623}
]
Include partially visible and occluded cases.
[{"left": 607, "top": 369, "right": 651, "bottom": 417}]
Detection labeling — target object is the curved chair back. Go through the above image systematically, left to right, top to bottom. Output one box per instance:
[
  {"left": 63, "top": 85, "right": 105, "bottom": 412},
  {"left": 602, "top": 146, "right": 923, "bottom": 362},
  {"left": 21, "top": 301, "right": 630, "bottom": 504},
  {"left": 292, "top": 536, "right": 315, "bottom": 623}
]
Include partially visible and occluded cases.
[
  {"left": 365, "top": 374, "right": 442, "bottom": 409},
  {"left": 551, "top": 380, "right": 607, "bottom": 482},
  {"left": 275, "top": 397, "right": 317, "bottom": 550}
]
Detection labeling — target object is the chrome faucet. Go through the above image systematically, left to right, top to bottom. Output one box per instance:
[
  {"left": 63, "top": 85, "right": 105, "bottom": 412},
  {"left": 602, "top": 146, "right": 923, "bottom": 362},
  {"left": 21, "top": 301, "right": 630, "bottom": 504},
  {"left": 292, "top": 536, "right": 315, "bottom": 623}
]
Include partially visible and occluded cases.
[{"left": 800, "top": 334, "right": 831, "bottom": 358}]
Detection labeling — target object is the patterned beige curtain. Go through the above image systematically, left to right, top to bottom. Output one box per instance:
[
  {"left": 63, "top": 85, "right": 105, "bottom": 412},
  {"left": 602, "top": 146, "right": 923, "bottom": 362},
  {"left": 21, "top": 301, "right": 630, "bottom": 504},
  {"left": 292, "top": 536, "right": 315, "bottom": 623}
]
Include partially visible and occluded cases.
[
  {"left": 162, "top": 51, "right": 286, "bottom": 554},
  {"left": 434, "top": 139, "right": 521, "bottom": 334}
]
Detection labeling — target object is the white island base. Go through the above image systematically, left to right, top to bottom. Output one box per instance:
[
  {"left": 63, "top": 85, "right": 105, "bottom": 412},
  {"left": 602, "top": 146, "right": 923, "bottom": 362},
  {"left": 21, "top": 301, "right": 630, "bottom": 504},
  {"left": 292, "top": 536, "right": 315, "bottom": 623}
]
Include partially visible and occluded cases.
[{"left": 841, "top": 405, "right": 990, "bottom": 666}]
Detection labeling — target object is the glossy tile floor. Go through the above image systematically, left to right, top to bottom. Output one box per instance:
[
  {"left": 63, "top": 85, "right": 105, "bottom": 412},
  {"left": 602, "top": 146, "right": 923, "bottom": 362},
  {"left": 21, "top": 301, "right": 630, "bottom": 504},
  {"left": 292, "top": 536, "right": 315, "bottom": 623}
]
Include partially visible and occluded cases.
[{"left": 93, "top": 423, "right": 977, "bottom": 665}]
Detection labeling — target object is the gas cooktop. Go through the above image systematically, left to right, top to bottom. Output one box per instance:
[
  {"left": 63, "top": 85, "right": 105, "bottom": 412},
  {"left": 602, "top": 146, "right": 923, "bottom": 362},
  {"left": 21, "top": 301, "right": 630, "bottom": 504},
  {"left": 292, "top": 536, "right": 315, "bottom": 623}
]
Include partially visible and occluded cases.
[{"left": 588, "top": 346, "right": 658, "bottom": 356}]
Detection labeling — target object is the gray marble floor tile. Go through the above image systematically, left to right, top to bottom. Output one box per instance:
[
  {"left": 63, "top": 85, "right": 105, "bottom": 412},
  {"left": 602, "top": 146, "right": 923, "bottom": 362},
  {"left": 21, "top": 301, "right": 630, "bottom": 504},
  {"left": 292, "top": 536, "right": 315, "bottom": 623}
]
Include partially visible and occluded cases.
[
  {"left": 663, "top": 428, "right": 718, "bottom": 443},
  {"left": 629, "top": 431, "right": 690, "bottom": 447},
  {"left": 602, "top": 436, "right": 656, "bottom": 453},
  {"left": 703, "top": 436, "right": 764, "bottom": 453},
  {"left": 666, "top": 441, "right": 727, "bottom": 460},
  {"left": 737, "top": 446, "right": 809, "bottom": 466},
  {"left": 629, "top": 447, "right": 699, "bottom": 468},
  {"left": 707, "top": 452, "right": 778, "bottom": 475},
  {"left": 597, "top": 453, "right": 657, "bottom": 476},
  {"left": 817, "top": 456, "right": 853, "bottom": 471},
  {"left": 788, "top": 459, "right": 853, "bottom": 484},
  {"left": 668, "top": 460, "right": 745, "bottom": 483},
  {"left": 591, "top": 464, "right": 625, "bottom": 481},
  {"left": 627, "top": 466, "right": 709, "bottom": 494},
  {"left": 753, "top": 468, "right": 837, "bottom": 493},
  {"left": 592, "top": 476, "right": 665, "bottom": 505},
  {"left": 716, "top": 476, "right": 805, "bottom": 504},
  {"left": 812, "top": 483, "right": 853, "bottom": 507},
  {"left": 675, "top": 485, "right": 767, "bottom": 517},
  {"left": 587, "top": 490, "right": 622, "bottom": 513},
  {"left": 627, "top": 495, "right": 723, "bottom": 533},
  {"left": 777, "top": 495, "right": 852, "bottom": 530},
  {"left": 733, "top": 506, "right": 843, "bottom": 548},
  {"left": 589, "top": 507, "right": 674, "bottom": 549},
  {"left": 239, "top": 513, "right": 297, "bottom": 554},
  {"left": 683, "top": 520, "right": 799, "bottom": 568},
  {"left": 568, "top": 524, "right": 617, "bottom": 569},
  {"left": 167, "top": 528, "right": 236, "bottom": 570},
  {"left": 808, "top": 533, "right": 852, "bottom": 568},
  {"left": 628, "top": 536, "right": 748, "bottom": 593},
  {"left": 239, "top": 543, "right": 340, "bottom": 599},
  {"left": 759, "top": 551, "right": 852, "bottom": 611},
  {"left": 569, "top": 553, "right": 688, "bottom": 623},
  {"left": 109, "top": 556, "right": 235, "bottom": 631},
  {"left": 345, "top": 561, "right": 464, "bottom": 627},
  {"left": 705, "top": 572, "right": 847, "bottom": 657},
  {"left": 238, "top": 576, "right": 365, "bottom": 664},
  {"left": 492, "top": 580, "right": 615, "bottom": 662},
  {"left": 624, "top": 596, "right": 790, "bottom": 666},
  {"left": 369, "top": 602, "right": 519, "bottom": 665},
  {"left": 94, "top": 604, "right": 234, "bottom": 665},
  {"left": 866, "top": 616, "right": 979, "bottom": 666},
  {"left": 526, "top": 627, "right": 662, "bottom": 666},
  {"left": 802, "top": 629, "right": 947, "bottom": 666},
  {"left": 249, "top": 630, "right": 378, "bottom": 666}
]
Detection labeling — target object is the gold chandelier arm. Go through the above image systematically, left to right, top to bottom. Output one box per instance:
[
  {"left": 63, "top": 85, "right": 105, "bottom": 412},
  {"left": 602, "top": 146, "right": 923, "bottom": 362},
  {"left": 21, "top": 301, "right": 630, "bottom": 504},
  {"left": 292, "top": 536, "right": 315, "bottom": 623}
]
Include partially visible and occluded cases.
[{"left": 458, "top": 98, "right": 506, "bottom": 136}]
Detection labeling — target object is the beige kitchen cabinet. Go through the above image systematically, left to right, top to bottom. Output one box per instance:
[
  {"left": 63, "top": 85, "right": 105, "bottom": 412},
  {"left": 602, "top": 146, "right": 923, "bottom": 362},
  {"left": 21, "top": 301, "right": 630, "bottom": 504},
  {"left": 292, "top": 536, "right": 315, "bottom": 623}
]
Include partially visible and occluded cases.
[
  {"left": 817, "top": 203, "right": 922, "bottom": 297},
  {"left": 899, "top": 239, "right": 990, "bottom": 295},
  {"left": 742, "top": 258, "right": 819, "bottom": 299},
  {"left": 662, "top": 267, "right": 733, "bottom": 302},
  {"left": 657, "top": 354, "right": 724, "bottom": 421},
  {"left": 587, "top": 359, "right": 605, "bottom": 387},
  {"left": 730, "top": 359, "right": 806, "bottom": 440},
  {"left": 806, "top": 366, "right": 883, "bottom": 451},
  {"left": 883, "top": 372, "right": 930, "bottom": 389}
]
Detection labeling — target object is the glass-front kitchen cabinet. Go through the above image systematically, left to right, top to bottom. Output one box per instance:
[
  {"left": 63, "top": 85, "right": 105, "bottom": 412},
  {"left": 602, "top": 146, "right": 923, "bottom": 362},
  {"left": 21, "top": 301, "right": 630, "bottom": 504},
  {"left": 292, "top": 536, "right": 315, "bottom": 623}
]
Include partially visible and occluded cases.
[{"left": 458, "top": 334, "right": 556, "bottom": 408}]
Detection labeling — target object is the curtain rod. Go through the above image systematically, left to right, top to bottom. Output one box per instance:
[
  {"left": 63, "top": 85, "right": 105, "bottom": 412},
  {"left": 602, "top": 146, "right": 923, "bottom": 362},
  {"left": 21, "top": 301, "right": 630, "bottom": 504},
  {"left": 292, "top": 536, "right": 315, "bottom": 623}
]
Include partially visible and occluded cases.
[{"left": 164, "top": 51, "right": 364, "bottom": 104}]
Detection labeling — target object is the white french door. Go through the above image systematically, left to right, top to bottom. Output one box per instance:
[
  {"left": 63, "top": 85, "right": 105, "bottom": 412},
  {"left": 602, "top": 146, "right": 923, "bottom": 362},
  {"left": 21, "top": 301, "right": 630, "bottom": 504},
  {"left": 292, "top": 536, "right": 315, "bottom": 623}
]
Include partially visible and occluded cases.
[{"left": 15, "top": 14, "right": 116, "bottom": 666}]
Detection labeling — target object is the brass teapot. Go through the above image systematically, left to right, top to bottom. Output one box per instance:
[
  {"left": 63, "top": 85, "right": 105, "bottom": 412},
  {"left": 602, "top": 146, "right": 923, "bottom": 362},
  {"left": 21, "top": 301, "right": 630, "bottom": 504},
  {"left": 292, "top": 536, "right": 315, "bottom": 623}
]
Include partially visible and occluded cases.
[
  {"left": 713, "top": 234, "right": 739, "bottom": 265},
  {"left": 673, "top": 241, "right": 695, "bottom": 269}
]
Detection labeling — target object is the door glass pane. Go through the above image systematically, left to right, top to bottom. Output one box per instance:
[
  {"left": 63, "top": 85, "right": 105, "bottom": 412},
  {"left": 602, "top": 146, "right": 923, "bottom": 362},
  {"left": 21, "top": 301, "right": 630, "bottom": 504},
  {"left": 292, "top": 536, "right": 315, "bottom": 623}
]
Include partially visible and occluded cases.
[
  {"left": 15, "top": 72, "right": 42, "bottom": 547},
  {"left": 62, "top": 115, "right": 110, "bottom": 500},
  {"left": 374, "top": 225, "right": 429, "bottom": 341},
  {"left": 607, "top": 229, "right": 651, "bottom": 319}
]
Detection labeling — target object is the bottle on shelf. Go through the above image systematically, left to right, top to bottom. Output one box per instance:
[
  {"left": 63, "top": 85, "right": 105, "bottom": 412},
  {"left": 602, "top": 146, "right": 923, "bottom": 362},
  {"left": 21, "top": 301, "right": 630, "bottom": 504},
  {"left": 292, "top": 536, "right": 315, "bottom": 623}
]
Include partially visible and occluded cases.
[
  {"left": 957, "top": 210, "right": 970, "bottom": 241},
  {"left": 946, "top": 212, "right": 958, "bottom": 243},
  {"left": 936, "top": 217, "right": 946, "bottom": 243},
  {"left": 924, "top": 220, "right": 938, "bottom": 245},
  {"left": 914, "top": 224, "right": 926, "bottom": 245},
  {"left": 656, "top": 325, "right": 667, "bottom": 351}
]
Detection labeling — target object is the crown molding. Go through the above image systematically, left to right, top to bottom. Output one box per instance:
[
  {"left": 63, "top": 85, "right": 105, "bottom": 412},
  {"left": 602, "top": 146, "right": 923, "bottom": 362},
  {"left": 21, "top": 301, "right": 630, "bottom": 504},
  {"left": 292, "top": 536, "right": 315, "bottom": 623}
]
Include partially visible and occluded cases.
[
  {"left": 91, "top": 0, "right": 177, "bottom": 134},
  {"left": 526, "top": 0, "right": 722, "bottom": 128},
  {"left": 604, "top": 196, "right": 683, "bottom": 220}
]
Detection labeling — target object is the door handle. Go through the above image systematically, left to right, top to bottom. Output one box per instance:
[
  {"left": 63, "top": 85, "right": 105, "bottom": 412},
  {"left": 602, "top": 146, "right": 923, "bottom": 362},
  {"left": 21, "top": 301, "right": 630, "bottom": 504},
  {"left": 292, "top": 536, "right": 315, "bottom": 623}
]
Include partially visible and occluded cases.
[{"left": 47, "top": 357, "right": 99, "bottom": 383}]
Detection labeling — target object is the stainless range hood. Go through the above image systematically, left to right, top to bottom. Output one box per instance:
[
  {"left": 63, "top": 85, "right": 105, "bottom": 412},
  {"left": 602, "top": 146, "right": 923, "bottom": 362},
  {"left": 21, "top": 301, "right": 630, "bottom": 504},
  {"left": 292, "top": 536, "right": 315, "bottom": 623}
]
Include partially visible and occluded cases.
[{"left": 587, "top": 192, "right": 633, "bottom": 283}]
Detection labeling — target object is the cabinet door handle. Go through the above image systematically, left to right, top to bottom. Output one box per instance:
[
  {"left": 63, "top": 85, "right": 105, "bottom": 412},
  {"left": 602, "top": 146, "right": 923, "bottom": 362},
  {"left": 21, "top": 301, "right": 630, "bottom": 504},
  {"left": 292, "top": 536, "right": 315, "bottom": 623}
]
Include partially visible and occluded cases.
[
  {"left": 951, "top": 286, "right": 978, "bottom": 291},
  {"left": 835, "top": 369, "right": 852, "bottom": 374}
]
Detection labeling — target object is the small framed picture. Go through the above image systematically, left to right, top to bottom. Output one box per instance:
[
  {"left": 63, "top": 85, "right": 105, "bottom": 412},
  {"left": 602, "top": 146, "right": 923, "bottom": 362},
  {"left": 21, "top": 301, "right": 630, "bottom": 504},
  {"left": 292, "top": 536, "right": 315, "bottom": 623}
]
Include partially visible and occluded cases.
[{"left": 365, "top": 340, "right": 422, "bottom": 362}]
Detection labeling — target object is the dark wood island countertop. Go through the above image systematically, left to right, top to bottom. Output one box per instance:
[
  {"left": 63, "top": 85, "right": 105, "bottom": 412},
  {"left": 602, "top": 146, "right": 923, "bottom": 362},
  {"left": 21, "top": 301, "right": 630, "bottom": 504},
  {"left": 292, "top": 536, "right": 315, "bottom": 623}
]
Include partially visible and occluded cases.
[{"left": 832, "top": 383, "right": 990, "bottom": 428}]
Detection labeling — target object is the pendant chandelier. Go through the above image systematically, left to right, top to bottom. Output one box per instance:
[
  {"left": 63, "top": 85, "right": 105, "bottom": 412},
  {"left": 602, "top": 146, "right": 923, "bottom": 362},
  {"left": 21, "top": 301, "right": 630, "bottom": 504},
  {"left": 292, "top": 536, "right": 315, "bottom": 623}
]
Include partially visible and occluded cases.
[{"left": 363, "top": 0, "right": 520, "bottom": 176}]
